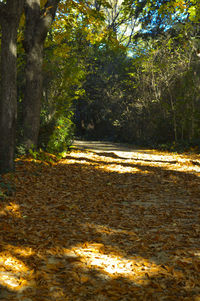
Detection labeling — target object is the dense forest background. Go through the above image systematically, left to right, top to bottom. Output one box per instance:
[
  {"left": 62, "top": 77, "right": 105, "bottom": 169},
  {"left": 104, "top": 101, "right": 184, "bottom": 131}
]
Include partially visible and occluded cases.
[{"left": 0, "top": 0, "right": 200, "bottom": 172}]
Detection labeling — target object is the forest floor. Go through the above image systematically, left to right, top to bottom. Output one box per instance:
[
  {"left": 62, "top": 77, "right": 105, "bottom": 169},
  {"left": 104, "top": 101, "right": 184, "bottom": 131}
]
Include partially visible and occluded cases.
[{"left": 0, "top": 141, "right": 200, "bottom": 301}]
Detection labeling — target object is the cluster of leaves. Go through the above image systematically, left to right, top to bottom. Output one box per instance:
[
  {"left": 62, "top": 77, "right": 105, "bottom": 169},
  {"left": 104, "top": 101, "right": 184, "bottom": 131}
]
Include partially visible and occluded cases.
[
  {"left": 47, "top": 115, "right": 74, "bottom": 153},
  {"left": 0, "top": 144, "right": 200, "bottom": 300}
]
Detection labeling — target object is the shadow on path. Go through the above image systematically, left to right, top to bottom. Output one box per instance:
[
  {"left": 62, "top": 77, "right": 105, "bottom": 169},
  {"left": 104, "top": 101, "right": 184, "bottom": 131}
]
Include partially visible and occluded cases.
[{"left": 0, "top": 147, "right": 200, "bottom": 300}]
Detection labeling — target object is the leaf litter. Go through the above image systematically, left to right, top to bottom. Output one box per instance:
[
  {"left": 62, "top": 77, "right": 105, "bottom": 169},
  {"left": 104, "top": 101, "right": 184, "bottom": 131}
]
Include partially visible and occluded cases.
[{"left": 0, "top": 145, "right": 200, "bottom": 300}]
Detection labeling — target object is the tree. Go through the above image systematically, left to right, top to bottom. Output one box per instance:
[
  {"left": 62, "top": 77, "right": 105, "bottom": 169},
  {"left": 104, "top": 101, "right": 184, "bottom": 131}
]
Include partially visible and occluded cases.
[
  {"left": 0, "top": 0, "right": 25, "bottom": 173},
  {"left": 22, "top": 0, "right": 60, "bottom": 149}
]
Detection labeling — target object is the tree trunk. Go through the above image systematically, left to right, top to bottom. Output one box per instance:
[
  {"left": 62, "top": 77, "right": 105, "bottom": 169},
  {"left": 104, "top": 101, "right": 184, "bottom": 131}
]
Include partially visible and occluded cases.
[
  {"left": 22, "top": 0, "right": 59, "bottom": 150},
  {"left": 0, "top": 1, "right": 24, "bottom": 173},
  {"left": 23, "top": 30, "right": 44, "bottom": 149},
  {"left": 168, "top": 88, "right": 177, "bottom": 142},
  {"left": 190, "top": 97, "right": 195, "bottom": 141}
]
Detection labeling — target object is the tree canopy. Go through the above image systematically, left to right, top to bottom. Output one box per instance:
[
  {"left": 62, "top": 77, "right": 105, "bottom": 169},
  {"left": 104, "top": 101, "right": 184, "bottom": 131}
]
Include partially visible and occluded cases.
[{"left": 0, "top": 0, "right": 200, "bottom": 172}]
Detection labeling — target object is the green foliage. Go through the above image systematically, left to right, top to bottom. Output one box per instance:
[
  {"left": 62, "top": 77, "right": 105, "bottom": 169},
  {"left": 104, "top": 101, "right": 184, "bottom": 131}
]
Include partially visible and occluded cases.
[
  {"left": 13, "top": 0, "right": 200, "bottom": 153},
  {"left": 73, "top": 17, "right": 200, "bottom": 150},
  {"left": 47, "top": 114, "right": 74, "bottom": 153},
  {"left": 157, "top": 141, "right": 200, "bottom": 154},
  {"left": 16, "top": 144, "right": 27, "bottom": 156},
  {"left": 28, "top": 148, "right": 56, "bottom": 163},
  {"left": 28, "top": 148, "right": 41, "bottom": 160},
  {"left": 0, "top": 189, "right": 5, "bottom": 200}
]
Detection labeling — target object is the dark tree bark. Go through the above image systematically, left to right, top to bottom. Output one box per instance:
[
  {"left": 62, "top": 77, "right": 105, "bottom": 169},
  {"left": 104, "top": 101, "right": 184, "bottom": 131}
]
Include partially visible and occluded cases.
[
  {"left": 22, "top": 0, "right": 59, "bottom": 149},
  {"left": 0, "top": 1, "right": 25, "bottom": 173}
]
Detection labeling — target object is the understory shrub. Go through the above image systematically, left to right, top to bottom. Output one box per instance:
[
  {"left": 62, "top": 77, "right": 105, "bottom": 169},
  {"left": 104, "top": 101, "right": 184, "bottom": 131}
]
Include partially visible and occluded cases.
[{"left": 47, "top": 114, "right": 74, "bottom": 153}]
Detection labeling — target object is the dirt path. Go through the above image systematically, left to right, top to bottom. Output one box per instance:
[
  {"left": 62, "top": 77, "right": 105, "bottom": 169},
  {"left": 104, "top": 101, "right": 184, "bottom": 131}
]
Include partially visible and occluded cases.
[
  {"left": 73, "top": 140, "right": 155, "bottom": 156},
  {"left": 73, "top": 140, "right": 200, "bottom": 173},
  {"left": 0, "top": 145, "right": 200, "bottom": 300}
]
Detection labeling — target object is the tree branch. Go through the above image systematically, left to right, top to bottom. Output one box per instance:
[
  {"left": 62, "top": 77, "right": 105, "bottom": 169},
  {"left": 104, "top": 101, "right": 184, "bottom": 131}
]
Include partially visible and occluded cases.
[
  {"left": 23, "top": 0, "right": 60, "bottom": 49},
  {"left": 37, "top": 0, "right": 60, "bottom": 43},
  {"left": 43, "top": 0, "right": 60, "bottom": 19}
]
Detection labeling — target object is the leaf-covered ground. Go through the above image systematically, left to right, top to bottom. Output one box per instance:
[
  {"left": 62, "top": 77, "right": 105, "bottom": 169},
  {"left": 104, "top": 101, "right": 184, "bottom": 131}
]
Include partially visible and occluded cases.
[{"left": 0, "top": 142, "right": 200, "bottom": 301}]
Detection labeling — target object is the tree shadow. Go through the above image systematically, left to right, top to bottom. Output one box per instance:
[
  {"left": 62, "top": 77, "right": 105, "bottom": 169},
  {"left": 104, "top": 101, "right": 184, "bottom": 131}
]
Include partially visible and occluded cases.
[
  {"left": 86, "top": 151, "right": 178, "bottom": 164},
  {"left": 0, "top": 153, "right": 200, "bottom": 299},
  {"left": 64, "top": 153, "right": 178, "bottom": 165}
]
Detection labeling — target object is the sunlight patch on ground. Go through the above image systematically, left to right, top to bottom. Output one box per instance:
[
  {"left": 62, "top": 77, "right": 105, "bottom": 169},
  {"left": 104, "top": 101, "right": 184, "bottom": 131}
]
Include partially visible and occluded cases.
[
  {"left": 65, "top": 149, "right": 200, "bottom": 175},
  {"left": 62, "top": 151, "right": 152, "bottom": 174},
  {"left": 69, "top": 151, "right": 93, "bottom": 158},
  {"left": 63, "top": 157, "right": 151, "bottom": 174},
  {"left": 62, "top": 158, "right": 96, "bottom": 166},
  {"left": 97, "top": 164, "right": 143, "bottom": 174},
  {"left": 3, "top": 202, "right": 22, "bottom": 218},
  {"left": 63, "top": 243, "right": 161, "bottom": 284},
  {"left": 6, "top": 245, "right": 35, "bottom": 257},
  {"left": 194, "top": 251, "right": 200, "bottom": 258},
  {"left": 0, "top": 252, "right": 33, "bottom": 291},
  {"left": 0, "top": 254, "right": 28, "bottom": 272},
  {"left": 0, "top": 271, "right": 21, "bottom": 289}
]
